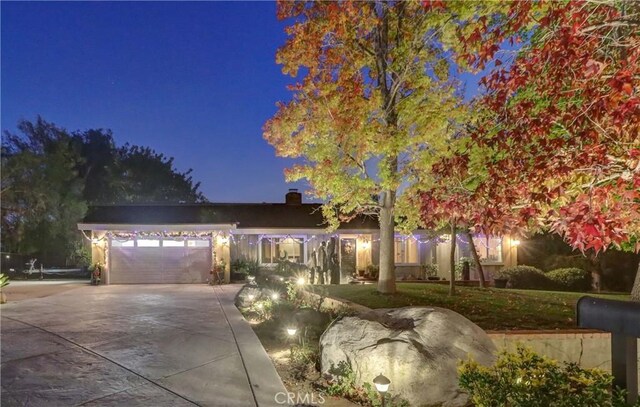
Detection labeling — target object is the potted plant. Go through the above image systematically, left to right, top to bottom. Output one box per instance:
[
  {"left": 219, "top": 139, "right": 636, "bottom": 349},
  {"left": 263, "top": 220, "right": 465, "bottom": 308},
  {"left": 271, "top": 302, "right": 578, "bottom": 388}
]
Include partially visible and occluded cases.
[
  {"left": 90, "top": 262, "right": 104, "bottom": 285},
  {"left": 493, "top": 270, "right": 509, "bottom": 288},
  {"left": 0, "top": 273, "right": 9, "bottom": 304}
]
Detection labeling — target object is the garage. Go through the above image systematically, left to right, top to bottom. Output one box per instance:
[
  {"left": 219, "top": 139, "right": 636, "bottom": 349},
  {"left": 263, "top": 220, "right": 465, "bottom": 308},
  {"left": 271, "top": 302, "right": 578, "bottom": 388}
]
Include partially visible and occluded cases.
[{"left": 109, "top": 237, "right": 212, "bottom": 284}]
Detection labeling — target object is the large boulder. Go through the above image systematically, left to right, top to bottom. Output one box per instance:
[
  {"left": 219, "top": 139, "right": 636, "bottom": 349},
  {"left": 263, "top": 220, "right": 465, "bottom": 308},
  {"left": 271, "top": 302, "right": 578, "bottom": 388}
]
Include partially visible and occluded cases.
[{"left": 320, "top": 307, "right": 496, "bottom": 407}]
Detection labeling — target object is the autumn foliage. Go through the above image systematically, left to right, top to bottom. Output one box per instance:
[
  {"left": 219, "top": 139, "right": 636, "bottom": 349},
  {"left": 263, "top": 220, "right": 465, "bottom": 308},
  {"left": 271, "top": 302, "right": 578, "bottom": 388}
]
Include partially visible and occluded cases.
[{"left": 420, "top": 0, "right": 639, "bottom": 255}]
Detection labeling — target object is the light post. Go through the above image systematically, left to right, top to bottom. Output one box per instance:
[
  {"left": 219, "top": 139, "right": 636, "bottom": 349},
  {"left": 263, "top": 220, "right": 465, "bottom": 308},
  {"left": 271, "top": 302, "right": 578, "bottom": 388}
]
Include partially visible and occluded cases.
[
  {"left": 286, "top": 326, "right": 298, "bottom": 358},
  {"left": 373, "top": 374, "right": 390, "bottom": 407}
]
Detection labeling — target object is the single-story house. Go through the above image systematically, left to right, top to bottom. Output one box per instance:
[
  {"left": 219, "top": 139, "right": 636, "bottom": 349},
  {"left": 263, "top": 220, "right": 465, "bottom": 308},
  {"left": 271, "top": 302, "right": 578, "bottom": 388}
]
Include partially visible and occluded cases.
[{"left": 77, "top": 189, "right": 518, "bottom": 284}]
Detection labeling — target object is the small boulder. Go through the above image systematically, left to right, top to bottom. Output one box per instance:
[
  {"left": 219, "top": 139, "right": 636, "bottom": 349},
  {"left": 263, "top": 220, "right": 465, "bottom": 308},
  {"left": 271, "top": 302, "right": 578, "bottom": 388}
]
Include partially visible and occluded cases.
[
  {"left": 235, "top": 284, "right": 262, "bottom": 308},
  {"left": 320, "top": 307, "right": 496, "bottom": 407}
]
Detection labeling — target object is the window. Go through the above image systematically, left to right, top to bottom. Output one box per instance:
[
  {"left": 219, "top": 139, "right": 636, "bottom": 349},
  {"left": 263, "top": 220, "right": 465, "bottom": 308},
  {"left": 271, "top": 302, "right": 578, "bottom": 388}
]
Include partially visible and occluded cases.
[
  {"left": 471, "top": 235, "right": 503, "bottom": 263},
  {"left": 261, "top": 237, "right": 305, "bottom": 264},
  {"left": 394, "top": 237, "right": 418, "bottom": 264},
  {"left": 111, "top": 239, "right": 134, "bottom": 247},
  {"left": 137, "top": 239, "right": 160, "bottom": 247},
  {"left": 162, "top": 239, "right": 185, "bottom": 247},
  {"left": 187, "top": 240, "right": 209, "bottom": 247}
]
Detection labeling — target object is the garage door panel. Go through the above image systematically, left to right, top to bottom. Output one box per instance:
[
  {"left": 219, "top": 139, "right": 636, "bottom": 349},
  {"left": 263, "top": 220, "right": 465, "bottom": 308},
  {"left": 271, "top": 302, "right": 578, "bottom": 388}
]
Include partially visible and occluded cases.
[{"left": 109, "top": 243, "right": 211, "bottom": 284}]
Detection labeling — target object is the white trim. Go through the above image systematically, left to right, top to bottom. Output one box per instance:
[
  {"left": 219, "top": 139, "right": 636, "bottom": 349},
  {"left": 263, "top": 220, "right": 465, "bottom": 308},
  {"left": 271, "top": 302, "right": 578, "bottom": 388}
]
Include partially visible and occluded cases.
[
  {"left": 78, "top": 223, "right": 237, "bottom": 232},
  {"left": 232, "top": 228, "right": 377, "bottom": 235}
]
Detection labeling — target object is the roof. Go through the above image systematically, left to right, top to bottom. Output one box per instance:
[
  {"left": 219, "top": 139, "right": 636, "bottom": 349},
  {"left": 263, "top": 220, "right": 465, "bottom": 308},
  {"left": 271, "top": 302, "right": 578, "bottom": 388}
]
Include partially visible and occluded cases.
[{"left": 80, "top": 203, "right": 380, "bottom": 230}]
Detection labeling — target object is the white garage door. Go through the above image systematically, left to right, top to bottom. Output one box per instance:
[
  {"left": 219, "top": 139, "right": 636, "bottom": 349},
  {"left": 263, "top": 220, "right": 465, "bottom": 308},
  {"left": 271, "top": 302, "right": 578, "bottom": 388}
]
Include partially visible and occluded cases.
[{"left": 109, "top": 238, "right": 211, "bottom": 284}]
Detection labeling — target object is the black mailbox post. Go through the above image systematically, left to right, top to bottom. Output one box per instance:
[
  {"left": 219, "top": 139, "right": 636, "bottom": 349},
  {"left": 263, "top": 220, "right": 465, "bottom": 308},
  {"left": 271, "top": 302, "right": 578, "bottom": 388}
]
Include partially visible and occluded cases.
[{"left": 577, "top": 296, "right": 640, "bottom": 404}]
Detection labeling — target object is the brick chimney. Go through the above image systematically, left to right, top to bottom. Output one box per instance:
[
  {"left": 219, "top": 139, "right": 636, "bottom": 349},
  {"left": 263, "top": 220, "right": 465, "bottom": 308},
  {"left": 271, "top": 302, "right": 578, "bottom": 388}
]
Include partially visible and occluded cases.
[{"left": 285, "top": 188, "right": 302, "bottom": 205}]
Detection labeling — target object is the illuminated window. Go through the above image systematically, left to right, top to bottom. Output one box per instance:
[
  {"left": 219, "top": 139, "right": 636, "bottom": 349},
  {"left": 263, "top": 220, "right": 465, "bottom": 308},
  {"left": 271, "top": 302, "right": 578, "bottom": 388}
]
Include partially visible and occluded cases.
[
  {"left": 471, "top": 235, "right": 503, "bottom": 263},
  {"left": 260, "top": 237, "right": 305, "bottom": 264},
  {"left": 394, "top": 237, "right": 418, "bottom": 264},
  {"left": 111, "top": 239, "right": 134, "bottom": 247},
  {"left": 137, "top": 239, "right": 160, "bottom": 247},
  {"left": 162, "top": 239, "right": 185, "bottom": 247},
  {"left": 187, "top": 240, "right": 209, "bottom": 247}
]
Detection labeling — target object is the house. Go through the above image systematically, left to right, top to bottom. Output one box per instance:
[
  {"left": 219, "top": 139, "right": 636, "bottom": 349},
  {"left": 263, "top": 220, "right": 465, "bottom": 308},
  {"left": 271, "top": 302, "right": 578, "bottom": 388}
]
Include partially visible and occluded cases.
[{"left": 77, "top": 189, "right": 518, "bottom": 284}]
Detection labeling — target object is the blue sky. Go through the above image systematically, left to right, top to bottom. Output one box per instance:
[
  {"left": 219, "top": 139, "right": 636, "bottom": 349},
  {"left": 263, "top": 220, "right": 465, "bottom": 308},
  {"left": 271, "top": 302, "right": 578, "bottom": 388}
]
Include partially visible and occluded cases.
[
  {"left": 2, "top": 1, "right": 304, "bottom": 202},
  {"left": 2, "top": 2, "right": 488, "bottom": 203}
]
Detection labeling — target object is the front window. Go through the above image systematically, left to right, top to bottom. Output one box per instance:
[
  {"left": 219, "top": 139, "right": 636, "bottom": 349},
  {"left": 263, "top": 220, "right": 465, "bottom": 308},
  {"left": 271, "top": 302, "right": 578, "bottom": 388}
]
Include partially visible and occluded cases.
[
  {"left": 471, "top": 235, "right": 503, "bottom": 263},
  {"left": 260, "top": 237, "right": 305, "bottom": 264},
  {"left": 394, "top": 237, "right": 418, "bottom": 264}
]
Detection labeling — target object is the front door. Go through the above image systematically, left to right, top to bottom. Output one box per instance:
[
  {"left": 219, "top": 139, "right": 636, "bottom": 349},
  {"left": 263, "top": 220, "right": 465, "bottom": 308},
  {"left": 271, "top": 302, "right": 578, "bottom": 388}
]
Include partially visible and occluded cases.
[{"left": 340, "top": 238, "right": 357, "bottom": 283}]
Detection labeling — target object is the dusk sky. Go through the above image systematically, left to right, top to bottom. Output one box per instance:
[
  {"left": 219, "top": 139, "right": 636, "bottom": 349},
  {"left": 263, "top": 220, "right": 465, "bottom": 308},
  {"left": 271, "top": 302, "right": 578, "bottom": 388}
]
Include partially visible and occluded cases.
[{"left": 2, "top": 1, "right": 485, "bottom": 203}]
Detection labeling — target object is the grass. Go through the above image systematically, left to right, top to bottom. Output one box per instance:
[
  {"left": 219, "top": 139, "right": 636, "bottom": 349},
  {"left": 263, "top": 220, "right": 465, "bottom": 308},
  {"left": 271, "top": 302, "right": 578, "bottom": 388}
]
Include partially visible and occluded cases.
[{"left": 321, "top": 283, "right": 629, "bottom": 331}]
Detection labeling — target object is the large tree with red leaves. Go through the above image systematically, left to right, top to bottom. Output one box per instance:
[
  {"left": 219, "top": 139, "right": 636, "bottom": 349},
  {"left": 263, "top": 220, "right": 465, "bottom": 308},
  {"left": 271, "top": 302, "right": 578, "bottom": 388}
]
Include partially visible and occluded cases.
[{"left": 422, "top": 0, "right": 640, "bottom": 298}]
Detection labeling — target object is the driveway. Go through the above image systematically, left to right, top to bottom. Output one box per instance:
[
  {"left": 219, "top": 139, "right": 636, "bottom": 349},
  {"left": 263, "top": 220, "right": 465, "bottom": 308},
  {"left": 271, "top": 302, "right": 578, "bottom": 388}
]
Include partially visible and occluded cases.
[{"left": 1, "top": 284, "right": 286, "bottom": 406}]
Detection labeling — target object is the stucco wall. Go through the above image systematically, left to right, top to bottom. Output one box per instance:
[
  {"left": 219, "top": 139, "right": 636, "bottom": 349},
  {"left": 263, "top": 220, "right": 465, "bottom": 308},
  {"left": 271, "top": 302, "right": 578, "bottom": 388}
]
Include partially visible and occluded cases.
[{"left": 489, "top": 330, "right": 640, "bottom": 388}]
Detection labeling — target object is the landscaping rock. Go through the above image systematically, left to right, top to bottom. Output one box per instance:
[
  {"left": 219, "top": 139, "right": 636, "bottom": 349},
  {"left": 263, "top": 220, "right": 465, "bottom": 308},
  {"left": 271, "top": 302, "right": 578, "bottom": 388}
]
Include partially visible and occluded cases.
[
  {"left": 234, "top": 284, "right": 262, "bottom": 308},
  {"left": 320, "top": 306, "right": 497, "bottom": 407}
]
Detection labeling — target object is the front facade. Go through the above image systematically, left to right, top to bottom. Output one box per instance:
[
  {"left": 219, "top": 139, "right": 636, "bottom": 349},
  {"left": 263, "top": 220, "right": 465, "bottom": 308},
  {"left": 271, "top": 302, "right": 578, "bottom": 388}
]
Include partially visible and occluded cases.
[{"left": 78, "top": 190, "right": 518, "bottom": 284}]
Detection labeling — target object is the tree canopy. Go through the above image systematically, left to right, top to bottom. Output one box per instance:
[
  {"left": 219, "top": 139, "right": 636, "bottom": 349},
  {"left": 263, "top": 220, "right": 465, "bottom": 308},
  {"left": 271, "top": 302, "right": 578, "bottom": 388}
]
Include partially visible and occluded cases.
[
  {"left": 264, "top": 1, "right": 483, "bottom": 293},
  {"left": 1, "top": 117, "right": 206, "bottom": 265}
]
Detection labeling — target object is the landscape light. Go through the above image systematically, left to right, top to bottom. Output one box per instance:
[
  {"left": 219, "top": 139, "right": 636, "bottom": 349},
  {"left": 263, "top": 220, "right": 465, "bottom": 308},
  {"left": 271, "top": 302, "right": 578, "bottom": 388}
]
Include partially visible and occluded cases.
[
  {"left": 5, "top": 255, "right": 10, "bottom": 259},
  {"left": 247, "top": 275, "right": 256, "bottom": 282},
  {"left": 278, "top": 276, "right": 284, "bottom": 282},
  {"left": 296, "top": 277, "right": 305, "bottom": 286},
  {"left": 271, "top": 292, "right": 279, "bottom": 301},
  {"left": 247, "top": 294, "right": 255, "bottom": 301},
  {"left": 256, "top": 302, "right": 263, "bottom": 310},
  {"left": 286, "top": 327, "right": 297, "bottom": 336},
  {"left": 373, "top": 374, "right": 391, "bottom": 393}
]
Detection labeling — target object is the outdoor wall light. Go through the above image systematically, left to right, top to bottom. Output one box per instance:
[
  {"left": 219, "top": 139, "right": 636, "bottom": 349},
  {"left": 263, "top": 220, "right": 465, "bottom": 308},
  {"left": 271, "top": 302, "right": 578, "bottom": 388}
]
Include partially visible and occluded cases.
[
  {"left": 91, "top": 238, "right": 101, "bottom": 245},
  {"left": 512, "top": 239, "right": 521, "bottom": 246},
  {"left": 360, "top": 240, "right": 371, "bottom": 249},
  {"left": 296, "top": 277, "right": 306, "bottom": 286},
  {"left": 287, "top": 327, "right": 297, "bottom": 336},
  {"left": 373, "top": 374, "right": 390, "bottom": 393}
]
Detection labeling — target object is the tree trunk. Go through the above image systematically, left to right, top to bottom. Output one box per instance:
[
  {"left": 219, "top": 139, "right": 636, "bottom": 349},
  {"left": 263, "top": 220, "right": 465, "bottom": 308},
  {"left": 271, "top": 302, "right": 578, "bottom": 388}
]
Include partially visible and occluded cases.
[
  {"left": 377, "top": 191, "right": 396, "bottom": 294},
  {"left": 449, "top": 221, "right": 456, "bottom": 296},
  {"left": 466, "top": 231, "right": 486, "bottom": 288},
  {"left": 631, "top": 261, "right": 640, "bottom": 302}
]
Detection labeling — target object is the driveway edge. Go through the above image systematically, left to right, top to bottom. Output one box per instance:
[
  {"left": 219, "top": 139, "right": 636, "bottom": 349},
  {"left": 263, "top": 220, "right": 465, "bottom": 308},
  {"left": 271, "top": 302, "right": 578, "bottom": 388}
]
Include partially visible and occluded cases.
[{"left": 214, "top": 285, "right": 287, "bottom": 407}]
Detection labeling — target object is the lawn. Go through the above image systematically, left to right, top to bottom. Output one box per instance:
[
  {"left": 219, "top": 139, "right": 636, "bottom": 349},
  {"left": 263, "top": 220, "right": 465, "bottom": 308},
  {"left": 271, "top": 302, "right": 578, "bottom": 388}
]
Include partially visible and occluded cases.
[{"left": 321, "top": 283, "right": 629, "bottom": 331}]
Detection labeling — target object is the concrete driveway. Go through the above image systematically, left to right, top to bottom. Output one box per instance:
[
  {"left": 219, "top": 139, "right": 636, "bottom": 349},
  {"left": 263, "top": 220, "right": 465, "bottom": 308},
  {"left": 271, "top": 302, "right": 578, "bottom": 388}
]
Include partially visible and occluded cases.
[{"left": 1, "top": 284, "right": 286, "bottom": 406}]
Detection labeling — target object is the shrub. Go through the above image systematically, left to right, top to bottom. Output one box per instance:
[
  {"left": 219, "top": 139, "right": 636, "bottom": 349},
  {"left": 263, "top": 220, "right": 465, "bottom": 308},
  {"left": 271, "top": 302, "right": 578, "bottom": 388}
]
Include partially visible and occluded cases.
[
  {"left": 494, "top": 265, "right": 553, "bottom": 289},
  {"left": 546, "top": 268, "right": 590, "bottom": 291},
  {"left": 459, "top": 346, "right": 626, "bottom": 407}
]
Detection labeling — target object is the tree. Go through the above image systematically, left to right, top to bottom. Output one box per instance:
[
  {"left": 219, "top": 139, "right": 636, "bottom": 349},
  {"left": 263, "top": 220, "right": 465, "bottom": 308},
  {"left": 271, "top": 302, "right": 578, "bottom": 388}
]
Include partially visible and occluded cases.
[
  {"left": 264, "top": 1, "right": 472, "bottom": 293},
  {"left": 427, "top": 1, "right": 639, "bottom": 297},
  {"left": 1, "top": 117, "right": 87, "bottom": 265},
  {"left": 2, "top": 117, "right": 207, "bottom": 264},
  {"left": 112, "top": 144, "right": 206, "bottom": 204}
]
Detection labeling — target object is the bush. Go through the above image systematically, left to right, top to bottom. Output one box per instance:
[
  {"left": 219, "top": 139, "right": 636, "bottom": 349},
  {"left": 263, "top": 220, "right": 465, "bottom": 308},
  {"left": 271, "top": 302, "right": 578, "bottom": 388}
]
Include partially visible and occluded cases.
[
  {"left": 494, "top": 265, "right": 553, "bottom": 289},
  {"left": 546, "top": 268, "right": 590, "bottom": 291},
  {"left": 459, "top": 346, "right": 628, "bottom": 407}
]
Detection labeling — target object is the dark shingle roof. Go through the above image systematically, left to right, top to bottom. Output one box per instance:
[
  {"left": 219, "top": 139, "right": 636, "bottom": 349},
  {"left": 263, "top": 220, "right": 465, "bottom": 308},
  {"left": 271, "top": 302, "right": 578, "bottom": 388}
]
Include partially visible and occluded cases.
[{"left": 81, "top": 203, "right": 380, "bottom": 230}]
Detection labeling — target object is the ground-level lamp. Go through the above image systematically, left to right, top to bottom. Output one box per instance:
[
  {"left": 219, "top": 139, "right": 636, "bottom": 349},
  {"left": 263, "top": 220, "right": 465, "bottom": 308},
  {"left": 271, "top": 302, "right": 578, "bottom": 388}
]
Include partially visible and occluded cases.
[
  {"left": 296, "top": 277, "right": 306, "bottom": 286},
  {"left": 271, "top": 292, "right": 280, "bottom": 301},
  {"left": 286, "top": 326, "right": 298, "bottom": 358},
  {"left": 373, "top": 374, "right": 390, "bottom": 407}
]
